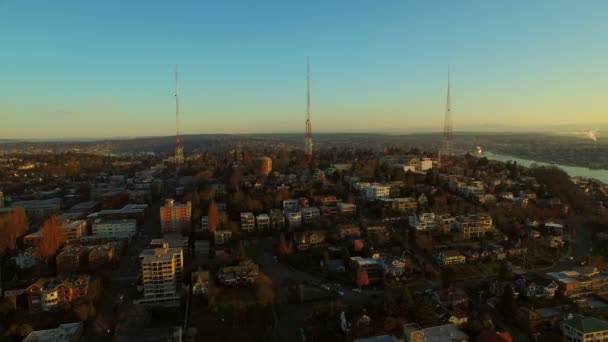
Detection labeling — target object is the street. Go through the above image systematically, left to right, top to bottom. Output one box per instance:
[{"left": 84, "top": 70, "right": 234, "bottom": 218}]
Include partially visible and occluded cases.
[{"left": 82, "top": 201, "right": 161, "bottom": 342}]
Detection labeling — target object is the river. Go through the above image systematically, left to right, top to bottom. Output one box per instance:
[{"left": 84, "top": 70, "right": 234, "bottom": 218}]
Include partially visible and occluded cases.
[{"left": 482, "top": 151, "right": 608, "bottom": 184}]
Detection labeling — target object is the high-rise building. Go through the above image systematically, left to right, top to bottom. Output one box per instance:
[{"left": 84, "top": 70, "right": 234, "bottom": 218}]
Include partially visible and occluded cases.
[
  {"left": 160, "top": 199, "right": 192, "bottom": 235},
  {"left": 91, "top": 218, "right": 137, "bottom": 239},
  {"left": 139, "top": 244, "right": 183, "bottom": 304}
]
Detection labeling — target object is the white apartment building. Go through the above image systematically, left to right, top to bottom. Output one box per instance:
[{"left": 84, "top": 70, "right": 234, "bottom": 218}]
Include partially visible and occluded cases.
[
  {"left": 365, "top": 184, "right": 391, "bottom": 201},
  {"left": 160, "top": 199, "right": 192, "bottom": 234},
  {"left": 301, "top": 207, "right": 320, "bottom": 224},
  {"left": 240, "top": 212, "right": 255, "bottom": 232},
  {"left": 256, "top": 214, "right": 270, "bottom": 230},
  {"left": 92, "top": 219, "right": 137, "bottom": 239},
  {"left": 139, "top": 244, "right": 183, "bottom": 304}
]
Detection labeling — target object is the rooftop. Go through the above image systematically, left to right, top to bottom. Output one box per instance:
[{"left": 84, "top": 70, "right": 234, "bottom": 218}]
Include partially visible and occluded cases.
[
  {"left": 563, "top": 314, "right": 608, "bottom": 334},
  {"left": 23, "top": 322, "right": 83, "bottom": 342}
]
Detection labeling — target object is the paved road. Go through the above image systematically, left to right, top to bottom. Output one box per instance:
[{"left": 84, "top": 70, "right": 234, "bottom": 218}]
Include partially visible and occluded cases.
[
  {"left": 82, "top": 201, "right": 161, "bottom": 342},
  {"left": 255, "top": 238, "right": 382, "bottom": 342}
]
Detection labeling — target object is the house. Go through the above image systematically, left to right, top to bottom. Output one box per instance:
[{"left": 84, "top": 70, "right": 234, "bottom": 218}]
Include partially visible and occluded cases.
[
  {"left": 409, "top": 213, "right": 436, "bottom": 231},
  {"left": 455, "top": 213, "right": 494, "bottom": 239},
  {"left": 294, "top": 230, "right": 326, "bottom": 250},
  {"left": 544, "top": 235, "right": 565, "bottom": 248},
  {"left": 14, "top": 247, "right": 40, "bottom": 269},
  {"left": 438, "top": 250, "right": 466, "bottom": 265},
  {"left": 350, "top": 257, "right": 384, "bottom": 287},
  {"left": 217, "top": 259, "right": 259, "bottom": 286},
  {"left": 387, "top": 259, "right": 407, "bottom": 277},
  {"left": 26, "top": 275, "right": 90, "bottom": 310},
  {"left": 519, "top": 278, "right": 558, "bottom": 299},
  {"left": 518, "top": 306, "right": 562, "bottom": 331},
  {"left": 447, "top": 307, "right": 469, "bottom": 326},
  {"left": 561, "top": 314, "right": 608, "bottom": 342},
  {"left": 404, "top": 323, "right": 469, "bottom": 342}
]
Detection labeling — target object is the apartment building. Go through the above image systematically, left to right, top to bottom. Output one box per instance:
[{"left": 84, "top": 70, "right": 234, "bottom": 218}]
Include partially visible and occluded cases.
[
  {"left": 365, "top": 184, "right": 391, "bottom": 201},
  {"left": 385, "top": 197, "right": 417, "bottom": 212},
  {"left": 11, "top": 198, "right": 61, "bottom": 221},
  {"left": 160, "top": 199, "right": 192, "bottom": 234},
  {"left": 337, "top": 202, "right": 356, "bottom": 215},
  {"left": 301, "top": 207, "right": 320, "bottom": 224},
  {"left": 269, "top": 209, "right": 285, "bottom": 230},
  {"left": 286, "top": 211, "right": 302, "bottom": 229},
  {"left": 240, "top": 212, "right": 255, "bottom": 232},
  {"left": 455, "top": 213, "right": 494, "bottom": 239},
  {"left": 256, "top": 214, "right": 270, "bottom": 230},
  {"left": 200, "top": 216, "right": 209, "bottom": 232},
  {"left": 92, "top": 218, "right": 136, "bottom": 239},
  {"left": 63, "top": 219, "right": 87, "bottom": 242},
  {"left": 214, "top": 229, "right": 233, "bottom": 245},
  {"left": 139, "top": 244, "right": 183, "bottom": 304},
  {"left": 56, "top": 245, "right": 90, "bottom": 274},
  {"left": 561, "top": 314, "right": 608, "bottom": 342}
]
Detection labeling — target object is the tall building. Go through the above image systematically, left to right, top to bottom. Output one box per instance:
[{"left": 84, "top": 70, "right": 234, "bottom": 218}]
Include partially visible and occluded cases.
[
  {"left": 160, "top": 199, "right": 192, "bottom": 235},
  {"left": 92, "top": 218, "right": 137, "bottom": 239},
  {"left": 139, "top": 244, "right": 183, "bottom": 304}
]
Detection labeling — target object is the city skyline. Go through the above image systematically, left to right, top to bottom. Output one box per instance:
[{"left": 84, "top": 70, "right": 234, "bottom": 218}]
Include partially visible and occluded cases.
[{"left": 1, "top": 0, "right": 607, "bottom": 139}]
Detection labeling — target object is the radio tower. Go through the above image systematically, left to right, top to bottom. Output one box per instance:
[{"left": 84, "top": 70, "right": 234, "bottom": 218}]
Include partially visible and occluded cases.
[
  {"left": 304, "top": 57, "right": 313, "bottom": 166},
  {"left": 174, "top": 65, "right": 184, "bottom": 170},
  {"left": 439, "top": 69, "right": 453, "bottom": 168}
]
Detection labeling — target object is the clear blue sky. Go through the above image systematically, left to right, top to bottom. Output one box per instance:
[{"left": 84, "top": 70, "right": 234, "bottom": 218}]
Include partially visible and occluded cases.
[{"left": 1, "top": 0, "right": 607, "bottom": 139}]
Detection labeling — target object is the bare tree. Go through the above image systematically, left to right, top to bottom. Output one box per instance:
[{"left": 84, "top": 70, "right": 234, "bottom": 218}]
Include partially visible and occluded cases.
[{"left": 39, "top": 215, "right": 66, "bottom": 260}]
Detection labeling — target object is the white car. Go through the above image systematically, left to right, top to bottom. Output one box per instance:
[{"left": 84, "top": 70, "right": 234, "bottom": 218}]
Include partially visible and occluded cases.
[
  {"left": 352, "top": 288, "right": 362, "bottom": 293},
  {"left": 338, "top": 291, "right": 345, "bottom": 297}
]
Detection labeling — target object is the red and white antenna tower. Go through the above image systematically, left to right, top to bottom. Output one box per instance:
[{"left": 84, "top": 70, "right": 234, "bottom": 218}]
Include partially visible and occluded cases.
[
  {"left": 304, "top": 57, "right": 313, "bottom": 165},
  {"left": 175, "top": 65, "right": 184, "bottom": 170},
  {"left": 439, "top": 69, "right": 453, "bottom": 168}
]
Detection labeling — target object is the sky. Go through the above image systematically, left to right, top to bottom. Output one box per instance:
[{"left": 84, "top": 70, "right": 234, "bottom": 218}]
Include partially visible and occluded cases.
[{"left": 1, "top": 0, "right": 607, "bottom": 139}]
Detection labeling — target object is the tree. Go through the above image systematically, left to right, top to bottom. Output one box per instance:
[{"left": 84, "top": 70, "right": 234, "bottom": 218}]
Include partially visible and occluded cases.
[
  {"left": 208, "top": 200, "right": 220, "bottom": 234},
  {"left": 0, "top": 207, "right": 29, "bottom": 254},
  {"left": 39, "top": 215, "right": 66, "bottom": 260},
  {"left": 278, "top": 232, "right": 293, "bottom": 255},
  {"left": 236, "top": 240, "right": 247, "bottom": 261},
  {"left": 255, "top": 273, "right": 274, "bottom": 306},
  {"left": 500, "top": 284, "right": 518, "bottom": 317},
  {"left": 400, "top": 286, "right": 414, "bottom": 318},
  {"left": 412, "top": 296, "right": 436, "bottom": 327},
  {"left": 73, "top": 300, "right": 96, "bottom": 321},
  {"left": 16, "top": 324, "right": 33, "bottom": 339}
]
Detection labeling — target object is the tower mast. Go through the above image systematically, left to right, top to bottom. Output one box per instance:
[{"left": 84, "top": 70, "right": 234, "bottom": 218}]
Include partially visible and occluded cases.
[
  {"left": 304, "top": 57, "right": 313, "bottom": 166},
  {"left": 175, "top": 65, "right": 184, "bottom": 170},
  {"left": 439, "top": 68, "right": 453, "bottom": 168}
]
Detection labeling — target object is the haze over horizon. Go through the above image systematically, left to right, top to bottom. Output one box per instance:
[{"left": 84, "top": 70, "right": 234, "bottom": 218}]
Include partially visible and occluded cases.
[{"left": 1, "top": 0, "right": 607, "bottom": 139}]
